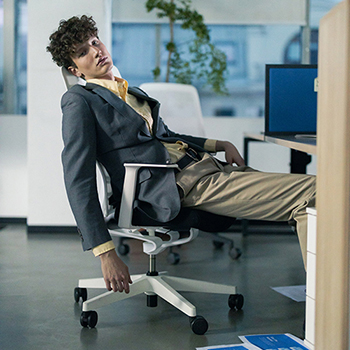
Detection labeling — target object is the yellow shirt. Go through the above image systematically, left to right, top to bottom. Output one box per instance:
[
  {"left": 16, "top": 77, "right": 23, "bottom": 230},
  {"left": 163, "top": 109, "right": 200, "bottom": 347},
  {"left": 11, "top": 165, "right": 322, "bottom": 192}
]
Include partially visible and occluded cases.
[{"left": 87, "top": 77, "right": 217, "bottom": 256}]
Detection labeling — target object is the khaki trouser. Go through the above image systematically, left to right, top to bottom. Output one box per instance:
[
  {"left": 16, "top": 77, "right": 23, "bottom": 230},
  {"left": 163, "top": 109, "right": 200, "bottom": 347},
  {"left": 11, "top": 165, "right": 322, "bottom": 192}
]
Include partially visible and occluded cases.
[{"left": 176, "top": 153, "right": 316, "bottom": 270}]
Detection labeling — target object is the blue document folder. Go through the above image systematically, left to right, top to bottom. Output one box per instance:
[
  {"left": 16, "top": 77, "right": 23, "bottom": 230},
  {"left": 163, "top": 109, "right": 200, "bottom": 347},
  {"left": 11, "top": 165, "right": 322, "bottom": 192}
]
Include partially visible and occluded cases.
[{"left": 239, "top": 334, "right": 309, "bottom": 350}]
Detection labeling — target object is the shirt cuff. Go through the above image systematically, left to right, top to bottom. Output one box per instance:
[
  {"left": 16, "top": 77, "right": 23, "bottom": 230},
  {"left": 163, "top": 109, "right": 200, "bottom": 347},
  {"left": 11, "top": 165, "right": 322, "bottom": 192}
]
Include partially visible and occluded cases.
[
  {"left": 204, "top": 139, "right": 217, "bottom": 152},
  {"left": 92, "top": 240, "right": 116, "bottom": 257}
]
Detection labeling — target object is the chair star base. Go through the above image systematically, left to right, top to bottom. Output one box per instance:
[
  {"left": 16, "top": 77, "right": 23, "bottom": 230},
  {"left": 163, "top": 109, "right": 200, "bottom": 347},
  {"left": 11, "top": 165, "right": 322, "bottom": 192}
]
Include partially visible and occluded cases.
[{"left": 75, "top": 271, "right": 243, "bottom": 334}]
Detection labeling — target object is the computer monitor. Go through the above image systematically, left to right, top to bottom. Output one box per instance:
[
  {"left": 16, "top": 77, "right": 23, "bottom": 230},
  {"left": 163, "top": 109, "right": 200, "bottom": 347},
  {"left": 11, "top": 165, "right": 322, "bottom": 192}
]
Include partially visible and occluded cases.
[{"left": 265, "top": 64, "right": 318, "bottom": 136}]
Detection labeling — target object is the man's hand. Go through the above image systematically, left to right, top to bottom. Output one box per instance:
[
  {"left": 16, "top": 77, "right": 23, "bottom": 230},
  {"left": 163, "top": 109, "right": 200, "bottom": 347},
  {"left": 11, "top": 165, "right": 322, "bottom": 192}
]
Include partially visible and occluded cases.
[
  {"left": 216, "top": 140, "right": 245, "bottom": 166},
  {"left": 99, "top": 249, "right": 132, "bottom": 293}
]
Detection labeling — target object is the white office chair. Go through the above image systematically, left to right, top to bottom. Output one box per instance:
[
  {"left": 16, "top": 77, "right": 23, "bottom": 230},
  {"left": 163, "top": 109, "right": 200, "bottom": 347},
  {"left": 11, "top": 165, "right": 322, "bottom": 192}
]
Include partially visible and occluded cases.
[
  {"left": 62, "top": 68, "right": 243, "bottom": 334},
  {"left": 139, "top": 82, "right": 241, "bottom": 260},
  {"left": 140, "top": 82, "right": 206, "bottom": 137}
]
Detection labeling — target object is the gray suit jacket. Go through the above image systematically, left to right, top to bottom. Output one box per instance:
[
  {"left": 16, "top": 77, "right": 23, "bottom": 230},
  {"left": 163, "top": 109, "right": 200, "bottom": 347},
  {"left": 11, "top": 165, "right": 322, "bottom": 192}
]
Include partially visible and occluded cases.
[{"left": 61, "top": 83, "right": 209, "bottom": 250}]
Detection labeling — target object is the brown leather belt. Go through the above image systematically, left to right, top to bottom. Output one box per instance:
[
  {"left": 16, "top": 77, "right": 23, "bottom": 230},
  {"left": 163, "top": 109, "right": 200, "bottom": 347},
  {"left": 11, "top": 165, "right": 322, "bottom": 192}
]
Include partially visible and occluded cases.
[{"left": 175, "top": 148, "right": 201, "bottom": 173}]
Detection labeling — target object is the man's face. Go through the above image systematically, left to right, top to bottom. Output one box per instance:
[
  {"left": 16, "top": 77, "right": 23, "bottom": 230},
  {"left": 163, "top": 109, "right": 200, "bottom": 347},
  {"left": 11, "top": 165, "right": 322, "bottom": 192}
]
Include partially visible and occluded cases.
[{"left": 68, "top": 36, "right": 114, "bottom": 80}]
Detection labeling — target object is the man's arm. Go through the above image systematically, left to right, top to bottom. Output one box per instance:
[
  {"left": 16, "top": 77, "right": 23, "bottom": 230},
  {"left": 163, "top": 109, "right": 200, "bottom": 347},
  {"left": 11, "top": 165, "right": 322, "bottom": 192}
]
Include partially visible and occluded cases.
[
  {"left": 61, "top": 90, "right": 132, "bottom": 293},
  {"left": 61, "top": 91, "right": 111, "bottom": 249},
  {"left": 157, "top": 117, "right": 245, "bottom": 166}
]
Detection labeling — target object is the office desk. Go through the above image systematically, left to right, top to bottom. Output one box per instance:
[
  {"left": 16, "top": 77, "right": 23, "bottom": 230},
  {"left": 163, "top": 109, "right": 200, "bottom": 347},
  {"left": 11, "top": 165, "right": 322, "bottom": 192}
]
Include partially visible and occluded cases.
[
  {"left": 244, "top": 132, "right": 317, "bottom": 349},
  {"left": 244, "top": 132, "right": 316, "bottom": 154},
  {"left": 244, "top": 133, "right": 316, "bottom": 173},
  {"left": 264, "top": 135, "right": 316, "bottom": 154}
]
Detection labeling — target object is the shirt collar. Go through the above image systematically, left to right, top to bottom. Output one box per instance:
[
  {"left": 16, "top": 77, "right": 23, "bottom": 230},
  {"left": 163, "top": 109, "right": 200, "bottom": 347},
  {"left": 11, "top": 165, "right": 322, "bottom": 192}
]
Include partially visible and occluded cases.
[{"left": 86, "top": 76, "right": 129, "bottom": 101}]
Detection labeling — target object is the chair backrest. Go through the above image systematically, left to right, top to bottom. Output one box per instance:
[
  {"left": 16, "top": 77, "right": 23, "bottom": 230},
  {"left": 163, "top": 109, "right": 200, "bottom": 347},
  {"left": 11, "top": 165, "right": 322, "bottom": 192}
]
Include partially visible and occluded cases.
[
  {"left": 61, "top": 66, "right": 122, "bottom": 90},
  {"left": 139, "top": 82, "right": 206, "bottom": 137}
]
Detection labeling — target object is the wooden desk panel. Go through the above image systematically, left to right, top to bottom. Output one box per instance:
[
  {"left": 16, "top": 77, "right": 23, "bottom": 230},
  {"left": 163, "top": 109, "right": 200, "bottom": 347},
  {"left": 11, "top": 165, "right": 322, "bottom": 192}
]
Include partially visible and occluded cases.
[
  {"left": 316, "top": 1, "right": 350, "bottom": 349},
  {"left": 244, "top": 133, "right": 316, "bottom": 155},
  {"left": 264, "top": 135, "right": 316, "bottom": 155}
]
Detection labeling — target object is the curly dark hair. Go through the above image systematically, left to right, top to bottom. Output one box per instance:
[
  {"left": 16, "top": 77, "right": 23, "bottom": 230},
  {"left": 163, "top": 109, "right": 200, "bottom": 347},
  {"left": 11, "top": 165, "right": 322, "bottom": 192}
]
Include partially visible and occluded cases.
[{"left": 46, "top": 15, "right": 99, "bottom": 69}]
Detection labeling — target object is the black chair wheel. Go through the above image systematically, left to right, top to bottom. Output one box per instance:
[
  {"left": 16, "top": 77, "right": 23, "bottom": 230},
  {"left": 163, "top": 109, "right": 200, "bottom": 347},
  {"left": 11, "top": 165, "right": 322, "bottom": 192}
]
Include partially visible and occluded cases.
[
  {"left": 213, "top": 240, "right": 224, "bottom": 249},
  {"left": 118, "top": 243, "right": 130, "bottom": 256},
  {"left": 229, "top": 247, "right": 242, "bottom": 260},
  {"left": 167, "top": 252, "right": 180, "bottom": 265},
  {"left": 74, "top": 287, "right": 87, "bottom": 303},
  {"left": 147, "top": 294, "right": 158, "bottom": 307},
  {"left": 228, "top": 294, "right": 244, "bottom": 310},
  {"left": 80, "top": 311, "right": 98, "bottom": 328},
  {"left": 189, "top": 315, "right": 208, "bottom": 335}
]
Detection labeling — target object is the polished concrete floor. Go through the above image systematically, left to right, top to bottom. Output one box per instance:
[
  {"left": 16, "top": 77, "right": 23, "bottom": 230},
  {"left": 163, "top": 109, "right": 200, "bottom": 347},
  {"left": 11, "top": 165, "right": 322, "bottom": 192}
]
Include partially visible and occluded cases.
[{"left": 0, "top": 223, "right": 306, "bottom": 350}]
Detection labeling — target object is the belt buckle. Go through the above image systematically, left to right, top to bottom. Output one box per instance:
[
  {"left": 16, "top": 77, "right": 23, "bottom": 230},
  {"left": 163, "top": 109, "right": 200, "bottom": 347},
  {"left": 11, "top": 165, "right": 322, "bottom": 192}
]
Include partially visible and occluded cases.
[{"left": 186, "top": 148, "right": 198, "bottom": 161}]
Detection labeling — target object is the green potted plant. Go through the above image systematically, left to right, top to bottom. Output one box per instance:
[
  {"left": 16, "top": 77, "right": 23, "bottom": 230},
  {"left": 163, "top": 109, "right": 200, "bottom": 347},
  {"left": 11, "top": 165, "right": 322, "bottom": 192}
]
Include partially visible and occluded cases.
[{"left": 145, "top": 0, "right": 228, "bottom": 94}]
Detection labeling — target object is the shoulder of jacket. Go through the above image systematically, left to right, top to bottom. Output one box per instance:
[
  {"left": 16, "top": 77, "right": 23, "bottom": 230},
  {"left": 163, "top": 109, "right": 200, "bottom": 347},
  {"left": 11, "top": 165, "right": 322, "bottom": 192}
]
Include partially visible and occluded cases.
[
  {"left": 62, "top": 84, "right": 95, "bottom": 99},
  {"left": 63, "top": 84, "right": 86, "bottom": 94},
  {"left": 129, "top": 86, "right": 148, "bottom": 97},
  {"left": 129, "top": 86, "right": 159, "bottom": 104}
]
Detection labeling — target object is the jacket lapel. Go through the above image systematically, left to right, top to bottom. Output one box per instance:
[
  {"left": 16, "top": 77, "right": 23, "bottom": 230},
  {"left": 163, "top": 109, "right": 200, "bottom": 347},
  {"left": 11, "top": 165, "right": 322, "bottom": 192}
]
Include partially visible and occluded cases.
[
  {"left": 84, "top": 83, "right": 159, "bottom": 136},
  {"left": 129, "top": 87, "right": 161, "bottom": 134}
]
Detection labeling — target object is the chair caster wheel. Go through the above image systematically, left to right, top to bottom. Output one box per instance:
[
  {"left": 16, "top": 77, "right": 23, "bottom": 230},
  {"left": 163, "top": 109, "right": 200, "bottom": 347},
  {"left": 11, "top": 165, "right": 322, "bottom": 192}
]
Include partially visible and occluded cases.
[
  {"left": 118, "top": 243, "right": 130, "bottom": 256},
  {"left": 229, "top": 247, "right": 242, "bottom": 260},
  {"left": 167, "top": 252, "right": 180, "bottom": 265},
  {"left": 74, "top": 287, "right": 87, "bottom": 302},
  {"left": 147, "top": 294, "right": 158, "bottom": 307},
  {"left": 228, "top": 294, "right": 244, "bottom": 310},
  {"left": 80, "top": 311, "right": 98, "bottom": 328},
  {"left": 189, "top": 315, "right": 208, "bottom": 335}
]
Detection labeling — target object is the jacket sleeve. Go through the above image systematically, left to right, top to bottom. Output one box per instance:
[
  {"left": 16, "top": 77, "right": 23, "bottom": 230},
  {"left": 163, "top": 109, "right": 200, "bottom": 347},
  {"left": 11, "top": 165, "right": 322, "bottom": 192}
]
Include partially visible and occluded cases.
[
  {"left": 61, "top": 90, "right": 112, "bottom": 251},
  {"left": 157, "top": 116, "right": 210, "bottom": 151}
]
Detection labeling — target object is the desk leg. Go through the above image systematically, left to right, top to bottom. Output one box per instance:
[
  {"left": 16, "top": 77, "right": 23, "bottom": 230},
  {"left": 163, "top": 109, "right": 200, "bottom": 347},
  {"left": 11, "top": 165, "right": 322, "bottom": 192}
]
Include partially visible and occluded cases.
[
  {"left": 244, "top": 137, "right": 264, "bottom": 166},
  {"left": 290, "top": 150, "right": 312, "bottom": 174}
]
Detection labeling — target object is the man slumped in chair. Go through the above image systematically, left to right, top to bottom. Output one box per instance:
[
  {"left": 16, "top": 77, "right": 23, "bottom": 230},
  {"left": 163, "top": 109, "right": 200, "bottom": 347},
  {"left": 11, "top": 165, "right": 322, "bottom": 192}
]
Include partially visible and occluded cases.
[{"left": 47, "top": 15, "right": 316, "bottom": 294}]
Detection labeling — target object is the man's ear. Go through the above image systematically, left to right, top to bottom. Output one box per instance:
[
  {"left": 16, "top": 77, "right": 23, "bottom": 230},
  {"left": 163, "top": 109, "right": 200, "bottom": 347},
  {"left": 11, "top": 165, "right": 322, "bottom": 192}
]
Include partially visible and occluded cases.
[{"left": 68, "top": 66, "right": 83, "bottom": 78}]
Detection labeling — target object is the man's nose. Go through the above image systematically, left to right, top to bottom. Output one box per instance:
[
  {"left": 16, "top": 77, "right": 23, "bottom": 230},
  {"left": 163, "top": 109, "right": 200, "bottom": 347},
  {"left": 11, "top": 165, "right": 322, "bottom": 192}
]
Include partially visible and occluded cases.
[{"left": 91, "top": 45, "right": 101, "bottom": 56}]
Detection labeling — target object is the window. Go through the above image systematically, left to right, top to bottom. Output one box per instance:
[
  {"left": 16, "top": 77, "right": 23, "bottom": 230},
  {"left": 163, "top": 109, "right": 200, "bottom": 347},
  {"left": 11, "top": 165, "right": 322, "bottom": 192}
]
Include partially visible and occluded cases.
[
  {"left": 0, "top": 0, "right": 27, "bottom": 115},
  {"left": 0, "top": 0, "right": 4, "bottom": 112},
  {"left": 16, "top": 0, "right": 27, "bottom": 115},
  {"left": 112, "top": 22, "right": 300, "bottom": 117},
  {"left": 112, "top": 23, "right": 248, "bottom": 87},
  {"left": 112, "top": 23, "right": 156, "bottom": 86}
]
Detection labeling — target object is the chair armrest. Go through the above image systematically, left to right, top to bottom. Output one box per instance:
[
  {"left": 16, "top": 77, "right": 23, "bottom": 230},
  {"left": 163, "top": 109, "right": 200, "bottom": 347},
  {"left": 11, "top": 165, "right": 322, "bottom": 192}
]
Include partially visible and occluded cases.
[
  {"left": 97, "top": 162, "right": 113, "bottom": 217},
  {"left": 118, "top": 163, "right": 179, "bottom": 228}
]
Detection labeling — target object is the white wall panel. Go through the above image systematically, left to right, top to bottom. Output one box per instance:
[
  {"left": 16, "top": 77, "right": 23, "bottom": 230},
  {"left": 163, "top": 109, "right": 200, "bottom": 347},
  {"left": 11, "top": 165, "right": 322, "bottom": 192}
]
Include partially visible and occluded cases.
[
  {"left": 27, "top": 0, "right": 111, "bottom": 226},
  {"left": 0, "top": 116, "right": 27, "bottom": 218}
]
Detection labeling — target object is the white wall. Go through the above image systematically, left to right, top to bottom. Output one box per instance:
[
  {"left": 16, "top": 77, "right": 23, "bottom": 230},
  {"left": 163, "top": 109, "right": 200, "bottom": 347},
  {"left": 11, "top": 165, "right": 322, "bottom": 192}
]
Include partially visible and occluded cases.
[
  {"left": 26, "top": 0, "right": 111, "bottom": 227},
  {"left": 0, "top": 116, "right": 27, "bottom": 218}
]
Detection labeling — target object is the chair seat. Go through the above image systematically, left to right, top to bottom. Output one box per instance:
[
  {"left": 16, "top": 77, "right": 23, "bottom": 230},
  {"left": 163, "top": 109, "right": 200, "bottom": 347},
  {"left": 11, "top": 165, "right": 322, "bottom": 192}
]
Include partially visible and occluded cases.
[{"left": 131, "top": 207, "right": 236, "bottom": 233}]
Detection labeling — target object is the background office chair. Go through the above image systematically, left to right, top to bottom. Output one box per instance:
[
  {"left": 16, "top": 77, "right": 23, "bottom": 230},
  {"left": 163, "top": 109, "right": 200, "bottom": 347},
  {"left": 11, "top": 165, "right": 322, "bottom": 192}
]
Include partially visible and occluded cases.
[
  {"left": 62, "top": 68, "right": 244, "bottom": 334},
  {"left": 139, "top": 82, "right": 241, "bottom": 260},
  {"left": 139, "top": 82, "right": 206, "bottom": 137}
]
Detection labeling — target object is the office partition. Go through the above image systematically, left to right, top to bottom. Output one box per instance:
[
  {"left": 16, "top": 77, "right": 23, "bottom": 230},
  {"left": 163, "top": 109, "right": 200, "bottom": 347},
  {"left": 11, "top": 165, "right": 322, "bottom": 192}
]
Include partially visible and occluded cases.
[{"left": 316, "top": 0, "right": 350, "bottom": 348}]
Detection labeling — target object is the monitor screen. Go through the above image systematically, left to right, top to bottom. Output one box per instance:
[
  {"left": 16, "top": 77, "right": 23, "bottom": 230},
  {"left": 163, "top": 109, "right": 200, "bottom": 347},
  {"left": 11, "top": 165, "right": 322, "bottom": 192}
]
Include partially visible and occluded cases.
[{"left": 265, "top": 64, "right": 318, "bottom": 135}]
